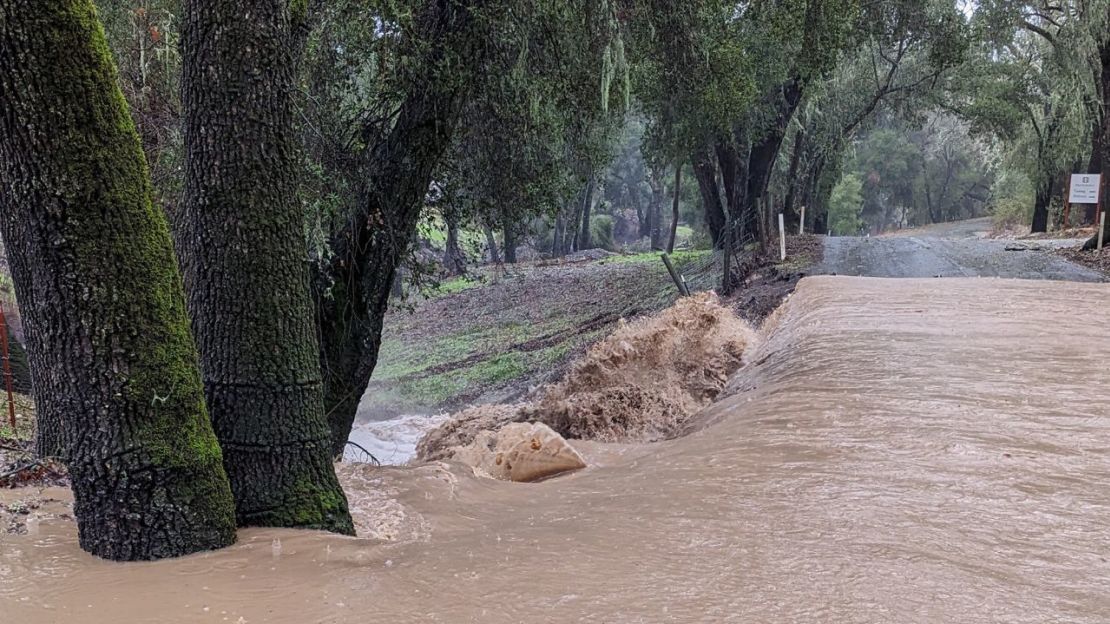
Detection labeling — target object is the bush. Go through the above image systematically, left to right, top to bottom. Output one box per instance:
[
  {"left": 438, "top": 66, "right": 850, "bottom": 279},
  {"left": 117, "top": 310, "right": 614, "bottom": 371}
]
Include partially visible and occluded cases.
[
  {"left": 989, "top": 170, "right": 1034, "bottom": 229},
  {"left": 828, "top": 173, "right": 864, "bottom": 235},
  {"left": 590, "top": 215, "right": 616, "bottom": 251}
]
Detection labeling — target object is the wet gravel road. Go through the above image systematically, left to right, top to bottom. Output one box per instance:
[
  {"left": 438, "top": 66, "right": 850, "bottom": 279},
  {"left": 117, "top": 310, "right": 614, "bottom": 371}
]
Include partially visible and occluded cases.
[{"left": 819, "top": 218, "right": 1105, "bottom": 281}]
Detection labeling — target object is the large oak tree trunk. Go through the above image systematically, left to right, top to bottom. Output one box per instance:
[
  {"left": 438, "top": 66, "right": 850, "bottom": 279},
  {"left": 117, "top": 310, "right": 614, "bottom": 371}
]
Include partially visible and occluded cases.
[
  {"left": 0, "top": 0, "right": 237, "bottom": 560},
  {"left": 180, "top": 0, "right": 352, "bottom": 533}
]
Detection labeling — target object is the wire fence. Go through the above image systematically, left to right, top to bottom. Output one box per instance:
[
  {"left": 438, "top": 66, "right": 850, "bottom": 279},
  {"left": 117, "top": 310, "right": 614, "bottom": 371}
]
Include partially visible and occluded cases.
[
  {"left": 652, "top": 216, "right": 763, "bottom": 302},
  {"left": 581, "top": 217, "right": 766, "bottom": 333}
]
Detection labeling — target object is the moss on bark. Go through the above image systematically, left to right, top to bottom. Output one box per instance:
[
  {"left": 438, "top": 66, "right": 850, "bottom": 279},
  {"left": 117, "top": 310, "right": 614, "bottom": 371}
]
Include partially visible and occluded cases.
[
  {"left": 0, "top": 0, "right": 237, "bottom": 560},
  {"left": 180, "top": 0, "right": 353, "bottom": 534}
]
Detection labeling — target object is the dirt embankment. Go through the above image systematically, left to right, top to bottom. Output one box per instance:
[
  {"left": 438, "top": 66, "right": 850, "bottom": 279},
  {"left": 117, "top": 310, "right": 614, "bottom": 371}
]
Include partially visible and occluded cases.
[
  {"left": 727, "top": 234, "right": 824, "bottom": 323},
  {"left": 368, "top": 237, "right": 824, "bottom": 424},
  {"left": 1053, "top": 246, "right": 1110, "bottom": 277},
  {"left": 416, "top": 293, "right": 756, "bottom": 462}
]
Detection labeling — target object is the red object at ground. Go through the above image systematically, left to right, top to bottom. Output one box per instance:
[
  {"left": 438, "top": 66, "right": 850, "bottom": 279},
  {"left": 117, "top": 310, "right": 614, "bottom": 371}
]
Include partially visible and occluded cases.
[{"left": 0, "top": 300, "right": 16, "bottom": 430}]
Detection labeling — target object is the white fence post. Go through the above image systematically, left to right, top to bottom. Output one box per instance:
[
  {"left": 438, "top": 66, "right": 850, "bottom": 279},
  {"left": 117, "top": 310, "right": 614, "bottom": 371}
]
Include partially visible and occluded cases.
[
  {"left": 799, "top": 206, "right": 806, "bottom": 236},
  {"left": 1099, "top": 212, "right": 1106, "bottom": 251},
  {"left": 778, "top": 213, "right": 786, "bottom": 261}
]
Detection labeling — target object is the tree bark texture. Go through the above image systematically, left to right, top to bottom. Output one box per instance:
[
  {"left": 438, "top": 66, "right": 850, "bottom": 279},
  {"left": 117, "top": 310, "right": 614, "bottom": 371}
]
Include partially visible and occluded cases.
[
  {"left": 0, "top": 0, "right": 237, "bottom": 560},
  {"left": 180, "top": 0, "right": 353, "bottom": 533}
]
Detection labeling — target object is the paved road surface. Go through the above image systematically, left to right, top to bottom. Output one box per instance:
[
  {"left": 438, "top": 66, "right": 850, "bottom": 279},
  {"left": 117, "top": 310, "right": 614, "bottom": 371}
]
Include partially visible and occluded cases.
[{"left": 819, "top": 217, "right": 1104, "bottom": 281}]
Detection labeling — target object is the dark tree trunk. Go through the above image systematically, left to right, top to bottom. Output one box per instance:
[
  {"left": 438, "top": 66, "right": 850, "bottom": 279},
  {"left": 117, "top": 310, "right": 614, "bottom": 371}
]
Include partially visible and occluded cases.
[
  {"left": 0, "top": 0, "right": 236, "bottom": 560},
  {"left": 180, "top": 0, "right": 352, "bottom": 533},
  {"left": 317, "top": 1, "right": 473, "bottom": 455},
  {"left": 1083, "top": 40, "right": 1110, "bottom": 246},
  {"left": 722, "top": 80, "right": 804, "bottom": 246},
  {"left": 782, "top": 129, "right": 807, "bottom": 230},
  {"left": 715, "top": 139, "right": 754, "bottom": 238},
  {"left": 692, "top": 148, "right": 726, "bottom": 246},
  {"left": 668, "top": 162, "right": 683, "bottom": 253},
  {"left": 648, "top": 167, "right": 666, "bottom": 249},
  {"left": 1032, "top": 176, "right": 1054, "bottom": 234},
  {"left": 578, "top": 177, "right": 596, "bottom": 250},
  {"left": 631, "top": 181, "right": 649, "bottom": 239},
  {"left": 566, "top": 186, "right": 584, "bottom": 253},
  {"left": 442, "top": 211, "right": 467, "bottom": 275},
  {"left": 552, "top": 212, "right": 567, "bottom": 257},
  {"left": 483, "top": 224, "right": 501, "bottom": 264},
  {"left": 503, "top": 224, "right": 518, "bottom": 263}
]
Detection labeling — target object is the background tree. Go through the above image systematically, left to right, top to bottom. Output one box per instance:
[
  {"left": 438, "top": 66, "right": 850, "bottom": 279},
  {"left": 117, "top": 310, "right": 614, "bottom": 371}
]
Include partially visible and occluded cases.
[
  {"left": 0, "top": 0, "right": 236, "bottom": 560},
  {"left": 302, "top": 0, "right": 629, "bottom": 452}
]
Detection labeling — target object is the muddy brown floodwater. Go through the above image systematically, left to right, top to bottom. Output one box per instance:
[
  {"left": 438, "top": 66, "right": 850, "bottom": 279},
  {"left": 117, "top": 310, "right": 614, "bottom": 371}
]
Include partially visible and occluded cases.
[{"left": 5, "top": 276, "right": 1110, "bottom": 623}]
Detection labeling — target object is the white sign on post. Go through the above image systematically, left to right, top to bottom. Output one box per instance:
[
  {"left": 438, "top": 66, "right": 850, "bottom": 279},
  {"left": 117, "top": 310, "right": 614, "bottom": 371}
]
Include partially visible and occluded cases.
[{"left": 1069, "top": 174, "right": 1102, "bottom": 204}]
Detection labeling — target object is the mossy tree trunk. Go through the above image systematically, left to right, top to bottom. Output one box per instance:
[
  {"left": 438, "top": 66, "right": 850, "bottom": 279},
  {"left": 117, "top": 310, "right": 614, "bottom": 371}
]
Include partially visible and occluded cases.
[
  {"left": 0, "top": 0, "right": 237, "bottom": 560},
  {"left": 179, "top": 0, "right": 352, "bottom": 533}
]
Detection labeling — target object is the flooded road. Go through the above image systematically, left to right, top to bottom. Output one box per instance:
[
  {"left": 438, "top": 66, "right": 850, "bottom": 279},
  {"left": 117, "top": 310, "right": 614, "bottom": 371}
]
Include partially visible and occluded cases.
[
  {"left": 821, "top": 217, "right": 1103, "bottom": 281},
  {"left": 4, "top": 276, "right": 1110, "bottom": 623}
]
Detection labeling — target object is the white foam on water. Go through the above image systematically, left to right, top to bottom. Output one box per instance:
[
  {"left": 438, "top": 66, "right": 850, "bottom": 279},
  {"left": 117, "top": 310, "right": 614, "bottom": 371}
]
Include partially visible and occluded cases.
[{"left": 344, "top": 414, "right": 450, "bottom": 465}]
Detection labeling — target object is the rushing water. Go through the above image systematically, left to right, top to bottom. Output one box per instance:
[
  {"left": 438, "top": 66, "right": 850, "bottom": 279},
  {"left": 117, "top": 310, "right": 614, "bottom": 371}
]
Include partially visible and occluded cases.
[
  {"left": 4, "top": 276, "right": 1110, "bottom": 623},
  {"left": 345, "top": 413, "right": 449, "bottom": 465}
]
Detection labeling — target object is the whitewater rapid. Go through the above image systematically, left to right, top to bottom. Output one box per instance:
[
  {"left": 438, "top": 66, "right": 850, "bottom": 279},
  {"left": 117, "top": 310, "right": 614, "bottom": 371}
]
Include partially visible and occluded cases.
[{"left": 344, "top": 413, "right": 449, "bottom": 465}]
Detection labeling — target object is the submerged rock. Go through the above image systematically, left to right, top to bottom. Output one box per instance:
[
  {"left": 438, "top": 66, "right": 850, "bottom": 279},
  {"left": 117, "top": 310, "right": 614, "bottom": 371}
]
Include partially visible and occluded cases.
[{"left": 452, "top": 422, "right": 587, "bottom": 482}]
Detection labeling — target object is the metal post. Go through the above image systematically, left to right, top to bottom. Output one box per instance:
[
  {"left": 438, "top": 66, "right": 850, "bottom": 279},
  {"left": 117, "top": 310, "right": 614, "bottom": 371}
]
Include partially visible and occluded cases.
[
  {"left": 799, "top": 206, "right": 806, "bottom": 236},
  {"left": 1099, "top": 212, "right": 1106, "bottom": 252},
  {"left": 778, "top": 213, "right": 786, "bottom": 261},
  {"left": 722, "top": 222, "right": 733, "bottom": 295},
  {"left": 661, "top": 253, "right": 691, "bottom": 297},
  {"left": 0, "top": 301, "right": 16, "bottom": 431}
]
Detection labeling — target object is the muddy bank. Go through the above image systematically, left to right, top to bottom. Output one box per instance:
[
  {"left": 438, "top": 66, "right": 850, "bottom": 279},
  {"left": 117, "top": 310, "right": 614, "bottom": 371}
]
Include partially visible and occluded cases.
[
  {"left": 726, "top": 233, "right": 823, "bottom": 324},
  {"left": 1053, "top": 245, "right": 1110, "bottom": 277},
  {"left": 361, "top": 251, "right": 721, "bottom": 421},
  {"left": 6, "top": 276, "right": 1110, "bottom": 623},
  {"left": 416, "top": 294, "right": 755, "bottom": 465}
]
